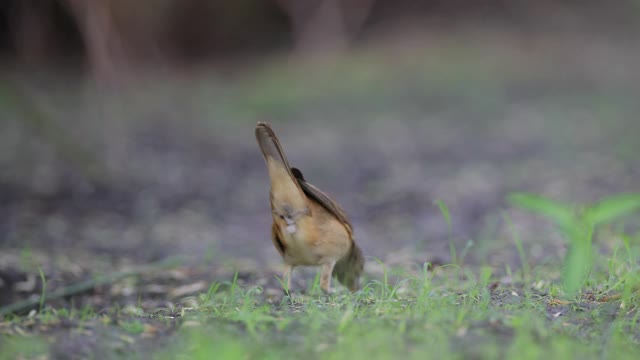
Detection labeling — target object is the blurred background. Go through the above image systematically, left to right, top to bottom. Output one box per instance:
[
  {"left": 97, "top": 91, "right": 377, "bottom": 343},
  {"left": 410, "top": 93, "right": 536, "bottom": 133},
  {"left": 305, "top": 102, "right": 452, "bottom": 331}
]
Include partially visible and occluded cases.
[{"left": 1, "top": 0, "right": 639, "bottom": 274}]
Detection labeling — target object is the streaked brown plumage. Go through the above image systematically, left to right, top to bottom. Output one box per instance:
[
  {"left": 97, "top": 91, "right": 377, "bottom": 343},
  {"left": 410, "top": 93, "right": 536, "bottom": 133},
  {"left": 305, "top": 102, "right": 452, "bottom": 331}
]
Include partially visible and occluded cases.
[{"left": 255, "top": 122, "right": 364, "bottom": 292}]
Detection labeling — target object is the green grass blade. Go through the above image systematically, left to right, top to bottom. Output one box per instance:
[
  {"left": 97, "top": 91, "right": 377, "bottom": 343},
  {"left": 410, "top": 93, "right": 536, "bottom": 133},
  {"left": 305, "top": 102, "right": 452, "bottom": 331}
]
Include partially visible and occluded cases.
[
  {"left": 508, "top": 192, "right": 575, "bottom": 228},
  {"left": 585, "top": 193, "right": 640, "bottom": 226},
  {"left": 434, "top": 199, "right": 457, "bottom": 266},
  {"left": 504, "top": 213, "right": 530, "bottom": 283},
  {"left": 563, "top": 241, "right": 591, "bottom": 296},
  {"left": 38, "top": 267, "right": 47, "bottom": 313}
]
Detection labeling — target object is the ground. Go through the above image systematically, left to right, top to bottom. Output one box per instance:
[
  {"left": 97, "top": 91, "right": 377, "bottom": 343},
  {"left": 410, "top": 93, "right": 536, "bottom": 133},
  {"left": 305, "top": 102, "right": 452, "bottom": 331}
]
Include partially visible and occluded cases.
[{"left": 1, "top": 27, "right": 640, "bottom": 359}]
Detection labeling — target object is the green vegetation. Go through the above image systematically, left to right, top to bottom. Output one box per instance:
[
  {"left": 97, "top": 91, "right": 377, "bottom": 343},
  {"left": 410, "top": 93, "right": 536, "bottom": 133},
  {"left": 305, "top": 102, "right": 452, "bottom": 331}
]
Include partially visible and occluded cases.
[
  {"left": 2, "top": 193, "right": 638, "bottom": 359},
  {"left": 509, "top": 193, "right": 640, "bottom": 295},
  {"left": 164, "top": 201, "right": 640, "bottom": 359}
]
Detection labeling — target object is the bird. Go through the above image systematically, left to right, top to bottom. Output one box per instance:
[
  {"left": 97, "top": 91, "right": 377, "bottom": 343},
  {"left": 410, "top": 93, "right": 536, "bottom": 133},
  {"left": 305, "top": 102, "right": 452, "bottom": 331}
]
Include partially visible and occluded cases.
[{"left": 255, "top": 122, "right": 364, "bottom": 293}]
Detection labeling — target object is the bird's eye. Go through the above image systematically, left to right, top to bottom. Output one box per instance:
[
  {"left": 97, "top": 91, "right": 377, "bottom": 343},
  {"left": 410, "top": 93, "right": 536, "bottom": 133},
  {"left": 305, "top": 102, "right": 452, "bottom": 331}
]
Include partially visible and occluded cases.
[{"left": 279, "top": 214, "right": 285, "bottom": 219}]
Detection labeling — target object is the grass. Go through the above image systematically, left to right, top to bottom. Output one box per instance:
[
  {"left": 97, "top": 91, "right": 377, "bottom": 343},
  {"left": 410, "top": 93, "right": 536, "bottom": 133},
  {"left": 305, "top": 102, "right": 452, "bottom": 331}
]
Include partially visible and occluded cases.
[
  {"left": 509, "top": 193, "right": 640, "bottom": 295},
  {"left": 3, "top": 194, "right": 638, "bottom": 359},
  {"left": 159, "top": 250, "right": 640, "bottom": 360}
]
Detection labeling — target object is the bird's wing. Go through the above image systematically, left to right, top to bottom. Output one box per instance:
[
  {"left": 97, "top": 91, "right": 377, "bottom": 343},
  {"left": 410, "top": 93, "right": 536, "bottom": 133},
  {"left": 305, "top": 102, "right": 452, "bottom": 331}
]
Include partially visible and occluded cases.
[{"left": 291, "top": 167, "right": 353, "bottom": 237}]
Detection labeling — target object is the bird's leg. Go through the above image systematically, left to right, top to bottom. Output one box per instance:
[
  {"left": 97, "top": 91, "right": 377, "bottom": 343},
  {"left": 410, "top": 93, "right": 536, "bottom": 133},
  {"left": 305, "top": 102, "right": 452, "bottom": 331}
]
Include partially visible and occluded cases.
[
  {"left": 320, "top": 261, "right": 336, "bottom": 293},
  {"left": 283, "top": 264, "right": 294, "bottom": 293}
]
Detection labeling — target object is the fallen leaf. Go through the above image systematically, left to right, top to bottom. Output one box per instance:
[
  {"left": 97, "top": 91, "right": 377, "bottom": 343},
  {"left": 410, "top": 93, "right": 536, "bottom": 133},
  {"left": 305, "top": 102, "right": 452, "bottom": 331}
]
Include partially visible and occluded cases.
[
  {"left": 15, "top": 274, "right": 37, "bottom": 292},
  {"left": 170, "top": 282, "right": 207, "bottom": 298},
  {"left": 144, "top": 284, "right": 168, "bottom": 295},
  {"left": 548, "top": 299, "right": 571, "bottom": 306},
  {"left": 182, "top": 320, "right": 201, "bottom": 327},
  {"left": 141, "top": 324, "right": 159, "bottom": 338},
  {"left": 456, "top": 327, "right": 468, "bottom": 337},
  {"left": 119, "top": 334, "right": 135, "bottom": 344}
]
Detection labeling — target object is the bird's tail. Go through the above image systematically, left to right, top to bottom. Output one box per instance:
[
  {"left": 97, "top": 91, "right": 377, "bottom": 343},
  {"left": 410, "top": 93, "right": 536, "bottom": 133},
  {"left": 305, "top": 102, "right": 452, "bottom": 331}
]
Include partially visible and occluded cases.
[
  {"left": 255, "top": 122, "right": 294, "bottom": 175},
  {"left": 255, "top": 122, "right": 308, "bottom": 210},
  {"left": 333, "top": 242, "right": 364, "bottom": 292}
]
